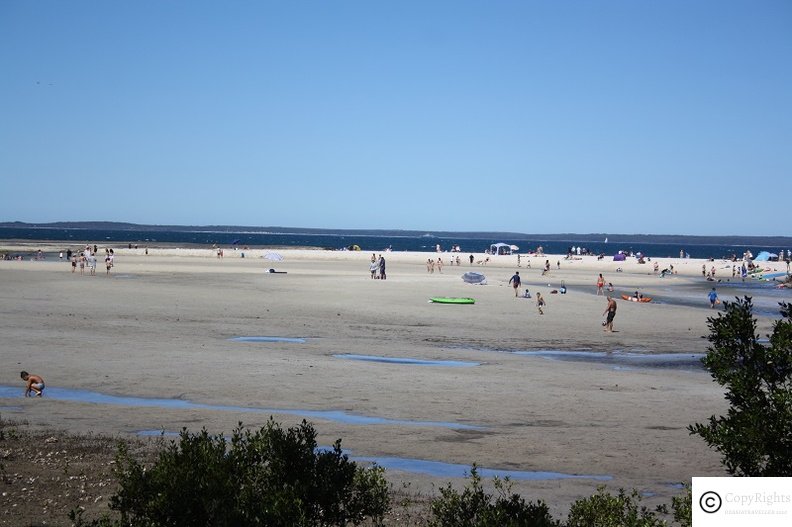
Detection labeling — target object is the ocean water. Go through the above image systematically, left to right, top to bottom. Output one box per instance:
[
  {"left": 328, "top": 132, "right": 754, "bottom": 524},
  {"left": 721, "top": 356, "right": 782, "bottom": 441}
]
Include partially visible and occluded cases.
[
  {"left": 0, "top": 227, "right": 779, "bottom": 258},
  {"left": 1, "top": 227, "right": 789, "bottom": 259}
]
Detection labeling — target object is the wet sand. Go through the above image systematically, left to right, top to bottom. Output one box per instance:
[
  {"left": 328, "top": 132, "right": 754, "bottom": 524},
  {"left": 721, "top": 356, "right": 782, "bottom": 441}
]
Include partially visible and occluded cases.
[{"left": 1, "top": 244, "right": 789, "bottom": 514}]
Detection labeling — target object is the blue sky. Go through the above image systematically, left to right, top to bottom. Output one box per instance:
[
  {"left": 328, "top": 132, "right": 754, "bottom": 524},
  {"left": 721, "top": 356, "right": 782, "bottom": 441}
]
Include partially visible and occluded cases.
[{"left": 1, "top": 1, "right": 790, "bottom": 235}]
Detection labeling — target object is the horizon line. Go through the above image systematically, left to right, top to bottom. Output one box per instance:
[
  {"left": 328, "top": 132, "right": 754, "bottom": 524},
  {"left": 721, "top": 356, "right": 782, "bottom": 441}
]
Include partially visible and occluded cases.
[{"left": 2, "top": 220, "right": 791, "bottom": 242}]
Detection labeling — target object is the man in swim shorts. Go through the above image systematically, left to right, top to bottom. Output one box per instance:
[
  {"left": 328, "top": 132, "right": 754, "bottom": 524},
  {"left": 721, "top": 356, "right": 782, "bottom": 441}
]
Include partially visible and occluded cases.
[
  {"left": 508, "top": 271, "right": 521, "bottom": 297},
  {"left": 602, "top": 296, "right": 617, "bottom": 332},
  {"left": 20, "top": 371, "right": 45, "bottom": 397}
]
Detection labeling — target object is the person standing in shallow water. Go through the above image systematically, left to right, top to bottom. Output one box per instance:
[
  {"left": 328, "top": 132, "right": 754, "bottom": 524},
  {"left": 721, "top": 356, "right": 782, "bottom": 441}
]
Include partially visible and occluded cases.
[{"left": 596, "top": 274, "right": 605, "bottom": 295}]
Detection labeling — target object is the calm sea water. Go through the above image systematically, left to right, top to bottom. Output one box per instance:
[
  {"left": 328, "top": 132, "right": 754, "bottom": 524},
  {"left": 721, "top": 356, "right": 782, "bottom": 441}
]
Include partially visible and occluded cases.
[{"left": 0, "top": 226, "right": 787, "bottom": 260}]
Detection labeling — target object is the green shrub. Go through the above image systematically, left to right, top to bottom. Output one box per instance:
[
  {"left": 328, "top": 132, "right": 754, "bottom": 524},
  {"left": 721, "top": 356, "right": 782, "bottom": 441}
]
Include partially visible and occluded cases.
[
  {"left": 689, "top": 298, "right": 792, "bottom": 476},
  {"left": 72, "top": 419, "right": 390, "bottom": 526},
  {"left": 429, "top": 465, "right": 559, "bottom": 527},
  {"left": 670, "top": 485, "right": 691, "bottom": 527},
  {"left": 565, "top": 487, "right": 666, "bottom": 527}
]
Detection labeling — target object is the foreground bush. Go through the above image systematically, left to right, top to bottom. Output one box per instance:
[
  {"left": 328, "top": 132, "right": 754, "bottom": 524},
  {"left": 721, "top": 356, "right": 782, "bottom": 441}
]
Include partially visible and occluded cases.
[
  {"left": 689, "top": 298, "right": 792, "bottom": 476},
  {"left": 72, "top": 419, "right": 389, "bottom": 527},
  {"left": 429, "top": 465, "right": 559, "bottom": 527},
  {"left": 429, "top": 468, "right": 694, "bottom": 526},
  {"left": 566, "top": 487, "right": 667, "bottom": 527}
]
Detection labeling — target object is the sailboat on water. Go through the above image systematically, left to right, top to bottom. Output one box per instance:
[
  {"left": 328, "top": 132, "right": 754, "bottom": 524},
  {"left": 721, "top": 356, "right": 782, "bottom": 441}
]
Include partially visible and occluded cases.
[{"left": 604, "top": 236, "right": 608, "bottom": 243}]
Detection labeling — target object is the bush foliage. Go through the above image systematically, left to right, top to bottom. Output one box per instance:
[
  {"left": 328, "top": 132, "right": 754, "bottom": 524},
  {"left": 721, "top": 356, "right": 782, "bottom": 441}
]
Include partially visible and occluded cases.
[
  {"left": 689, "top": 297, "right": 792, "bottom": 476},
  {"left": 72, "top": 419, "right": 390, "bottom": 527},
  {"left": 429, "top": 465, "right": 559, "bottom": 527},
  {"left": 429, "top": 470, "right": 692, "bottom": 527},
  {"left": 565, "top": 487, "right": 666, "bottom": 527}
]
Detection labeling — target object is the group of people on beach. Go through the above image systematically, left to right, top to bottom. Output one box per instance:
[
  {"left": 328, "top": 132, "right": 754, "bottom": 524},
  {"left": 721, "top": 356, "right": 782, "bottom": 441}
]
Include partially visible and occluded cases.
[
  {"left": 67, "top": 245, "right": 115, "bottom": 276},
  {"left": 369, "top": 254, "right": 387, "bottom": 279},
  {"left": 425, "top": 255, "right": 464, "bottom": 273},
  {"left": 505, "top": 265, "right": 637, "bottom": 330},
  {"left": 508, "top": 271, "right": 547, "bottom": 315}
]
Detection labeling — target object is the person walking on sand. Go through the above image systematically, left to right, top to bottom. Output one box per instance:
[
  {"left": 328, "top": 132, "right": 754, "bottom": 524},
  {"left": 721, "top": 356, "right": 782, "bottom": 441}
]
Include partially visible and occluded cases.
[
  {"left": 378, "top": 254, "right": 386, "bottom": 280},
  {"left": 469, "top": 254, "right": 474, "bottom": 265},
  {"left": 509, "top": 271, "right": 521, "bottom": 297},
  {"left": 596, "top": 273, "right": 605, "bottom": 295},
  {"left": 708, "top": 287, "right": 719, "bottom": 308},
  {"left": 536, "top": 292, "right": 546, "bottom": 314},
  {"left": 602, "top": 296, "right": 617, "bottom": 332},
  {"left": 21, "top": 371, "right": 45, "bottom": 397}
]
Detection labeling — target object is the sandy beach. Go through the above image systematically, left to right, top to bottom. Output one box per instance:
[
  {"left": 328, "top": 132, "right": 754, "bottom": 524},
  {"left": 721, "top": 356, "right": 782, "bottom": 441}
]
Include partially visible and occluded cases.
[{"left": 2, "top": 243, "right": 790, "bottom": 516}]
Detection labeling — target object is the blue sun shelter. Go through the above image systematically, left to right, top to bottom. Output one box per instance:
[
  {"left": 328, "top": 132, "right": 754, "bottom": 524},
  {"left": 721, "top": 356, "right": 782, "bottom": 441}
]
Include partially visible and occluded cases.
[{"left": 754, "top": 251, "right": 777, "bottom": 262}]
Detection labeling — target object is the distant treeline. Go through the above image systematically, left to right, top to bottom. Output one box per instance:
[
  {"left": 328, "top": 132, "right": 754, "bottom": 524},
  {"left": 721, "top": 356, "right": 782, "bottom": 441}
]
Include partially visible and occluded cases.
[{"left": 1, "top": 221, "right": 790, "bottom": 247}]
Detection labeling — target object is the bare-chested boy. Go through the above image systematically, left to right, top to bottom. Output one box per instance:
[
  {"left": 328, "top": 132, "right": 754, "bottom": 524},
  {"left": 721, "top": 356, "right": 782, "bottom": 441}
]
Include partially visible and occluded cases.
[{"left": 20, "top": 371, "right": 45, "bottom": 397}]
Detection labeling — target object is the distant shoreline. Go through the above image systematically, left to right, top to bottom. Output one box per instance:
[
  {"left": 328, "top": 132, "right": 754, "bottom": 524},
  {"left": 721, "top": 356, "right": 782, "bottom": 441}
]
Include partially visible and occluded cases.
[
  {"left": 2, "top": 221, "right": 791, "bottom": 246},
  {"left": 0, "top": 239, "right": 326, "bottom": 252}
]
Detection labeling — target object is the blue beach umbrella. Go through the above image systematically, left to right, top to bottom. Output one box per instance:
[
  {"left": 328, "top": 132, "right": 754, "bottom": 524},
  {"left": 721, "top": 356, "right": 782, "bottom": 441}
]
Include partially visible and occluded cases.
[{"left": 462, "top": 272, "right": 487, "bottom": 284}]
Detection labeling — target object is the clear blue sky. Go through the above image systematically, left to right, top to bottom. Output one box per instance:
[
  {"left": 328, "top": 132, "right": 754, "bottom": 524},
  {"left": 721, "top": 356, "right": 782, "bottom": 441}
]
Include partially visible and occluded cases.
[{"left": 1, "top": 1, "right": 790, "bottom": 235}]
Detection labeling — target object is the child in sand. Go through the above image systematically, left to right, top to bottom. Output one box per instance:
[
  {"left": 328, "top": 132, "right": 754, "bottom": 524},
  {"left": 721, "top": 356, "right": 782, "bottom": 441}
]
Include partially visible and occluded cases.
[{"left": 21, "top": 371, "right": 45, "bottom": 397}]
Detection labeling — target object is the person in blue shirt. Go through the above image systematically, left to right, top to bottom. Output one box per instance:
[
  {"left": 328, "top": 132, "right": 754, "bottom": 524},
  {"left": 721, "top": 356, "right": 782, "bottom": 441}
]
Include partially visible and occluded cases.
[
  {"left": 508, "top": 271, "right": 521, "bottom": 297},
  {"left": 708, "top": 288, "right": 719, "bottom": 308}
]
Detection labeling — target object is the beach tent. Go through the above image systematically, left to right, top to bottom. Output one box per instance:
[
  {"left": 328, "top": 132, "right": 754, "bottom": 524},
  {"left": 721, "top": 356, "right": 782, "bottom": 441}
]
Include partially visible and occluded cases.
[
  {"left": 490, "top": 243, "right": 513, "bottom": 255},
  {"left": 754, "top": 251, "right": 777, "bottom": 262},
  {"left": 613, "top": 253, "right": 626, "bottom": 262}
]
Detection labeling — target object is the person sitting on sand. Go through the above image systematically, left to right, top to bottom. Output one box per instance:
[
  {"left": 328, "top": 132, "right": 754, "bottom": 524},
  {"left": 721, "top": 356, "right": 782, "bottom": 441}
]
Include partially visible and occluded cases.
[{"left": 21, "top": 371, "right": 45, "bottom": 397}]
